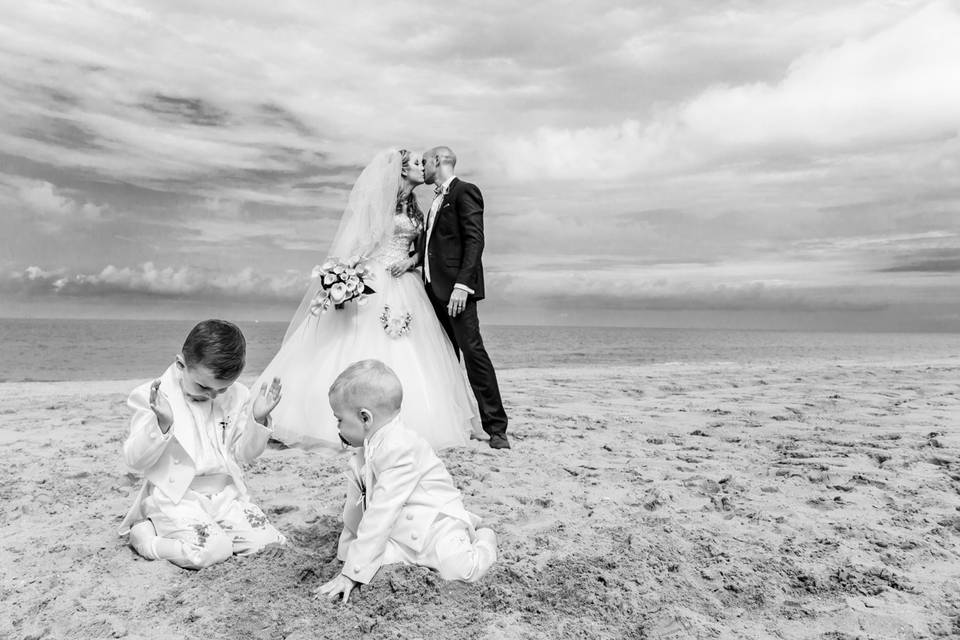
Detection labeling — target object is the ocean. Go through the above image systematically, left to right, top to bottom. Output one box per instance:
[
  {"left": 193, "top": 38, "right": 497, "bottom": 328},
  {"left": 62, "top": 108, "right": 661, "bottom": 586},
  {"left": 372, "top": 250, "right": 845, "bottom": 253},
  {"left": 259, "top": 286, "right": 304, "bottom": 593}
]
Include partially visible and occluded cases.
[{"left": 1, "top": 317, "right": 958, "bottom": 383}]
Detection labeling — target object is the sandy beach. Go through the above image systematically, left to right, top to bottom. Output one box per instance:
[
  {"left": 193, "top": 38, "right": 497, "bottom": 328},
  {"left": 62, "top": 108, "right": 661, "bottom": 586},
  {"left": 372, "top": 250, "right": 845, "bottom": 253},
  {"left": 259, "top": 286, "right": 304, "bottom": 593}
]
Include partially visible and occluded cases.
[{"left": 2, "top": 357, "right": 959, "bottom": 639}]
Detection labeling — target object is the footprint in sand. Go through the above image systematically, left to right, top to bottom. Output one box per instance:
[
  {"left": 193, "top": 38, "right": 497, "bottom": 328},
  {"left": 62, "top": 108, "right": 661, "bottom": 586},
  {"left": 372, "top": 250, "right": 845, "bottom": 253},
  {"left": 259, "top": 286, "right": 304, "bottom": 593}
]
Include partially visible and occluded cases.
[{"left": 645, "top": 613, "right": 695, "bottom": 639}]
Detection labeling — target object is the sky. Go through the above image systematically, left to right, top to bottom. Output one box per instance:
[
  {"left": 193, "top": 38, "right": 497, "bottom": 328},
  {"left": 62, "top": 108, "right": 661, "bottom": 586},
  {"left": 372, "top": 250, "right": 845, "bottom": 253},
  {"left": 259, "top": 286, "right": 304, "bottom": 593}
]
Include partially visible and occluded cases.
[{"left": 1, "top": 0, "right": 959, "bottom": 330}]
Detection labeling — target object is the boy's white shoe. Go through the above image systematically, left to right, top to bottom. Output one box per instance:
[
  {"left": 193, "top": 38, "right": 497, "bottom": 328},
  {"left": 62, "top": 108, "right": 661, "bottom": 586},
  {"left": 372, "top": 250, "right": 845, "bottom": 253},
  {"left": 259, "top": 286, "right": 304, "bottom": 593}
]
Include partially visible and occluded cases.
[{"left": 129, "top": 520, "right": 160, "bottom": 560}]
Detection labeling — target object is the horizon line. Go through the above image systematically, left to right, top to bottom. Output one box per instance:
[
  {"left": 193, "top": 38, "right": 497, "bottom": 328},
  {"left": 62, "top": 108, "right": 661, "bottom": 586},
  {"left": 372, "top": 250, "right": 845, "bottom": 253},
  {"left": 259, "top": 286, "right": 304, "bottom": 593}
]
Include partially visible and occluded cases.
[{"left": 1, "top": 314, "right": 959, "bottom": 335}]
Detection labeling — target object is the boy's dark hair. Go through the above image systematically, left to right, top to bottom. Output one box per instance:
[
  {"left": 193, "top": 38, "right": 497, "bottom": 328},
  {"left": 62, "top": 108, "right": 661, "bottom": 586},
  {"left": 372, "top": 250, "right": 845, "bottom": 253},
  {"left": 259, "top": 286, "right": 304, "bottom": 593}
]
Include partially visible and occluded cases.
[{"left": 181, "top": 319, "right": 246, "bottom": 380}]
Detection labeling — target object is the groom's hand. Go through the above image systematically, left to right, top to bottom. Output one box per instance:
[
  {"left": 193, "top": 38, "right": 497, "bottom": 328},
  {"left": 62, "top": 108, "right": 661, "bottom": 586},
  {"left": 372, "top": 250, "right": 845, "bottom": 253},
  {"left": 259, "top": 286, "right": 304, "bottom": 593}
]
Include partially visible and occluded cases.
[{"left": 447, "top": 288, "right": 468, "bottom": 317}]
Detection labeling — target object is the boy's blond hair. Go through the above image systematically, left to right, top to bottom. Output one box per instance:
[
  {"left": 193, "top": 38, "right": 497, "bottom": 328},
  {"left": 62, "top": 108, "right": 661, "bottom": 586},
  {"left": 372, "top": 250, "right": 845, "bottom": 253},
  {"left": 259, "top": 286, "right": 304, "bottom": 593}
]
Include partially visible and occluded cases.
[{"left": 328, "top": 359, "right": 403, "bottom": 413}]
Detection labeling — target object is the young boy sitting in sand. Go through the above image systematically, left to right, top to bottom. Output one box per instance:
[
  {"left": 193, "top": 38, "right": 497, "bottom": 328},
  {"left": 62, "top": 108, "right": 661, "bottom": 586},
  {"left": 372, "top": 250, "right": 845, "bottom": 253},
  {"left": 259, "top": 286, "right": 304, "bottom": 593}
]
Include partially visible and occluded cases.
[
  {"left": 120, "top": 319, "right": 287, "bottom": 569},
  {"left": 317, "top": 359, "right": 498, "bottom": 604}
]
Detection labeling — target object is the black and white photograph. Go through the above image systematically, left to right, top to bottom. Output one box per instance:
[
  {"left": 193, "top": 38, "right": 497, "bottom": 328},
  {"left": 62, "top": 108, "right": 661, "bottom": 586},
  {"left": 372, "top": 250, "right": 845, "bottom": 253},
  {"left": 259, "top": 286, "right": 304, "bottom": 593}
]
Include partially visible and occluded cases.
[{"left": 2, "top": 1, "right": 959, "bottom": 638}]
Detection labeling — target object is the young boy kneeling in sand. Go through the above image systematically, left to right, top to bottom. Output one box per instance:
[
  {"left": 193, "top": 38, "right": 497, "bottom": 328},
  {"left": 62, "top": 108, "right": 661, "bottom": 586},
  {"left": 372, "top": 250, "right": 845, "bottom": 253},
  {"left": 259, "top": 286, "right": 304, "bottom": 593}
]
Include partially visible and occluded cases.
[
  {"left": 120, "top": 319, "right": 287, "bottom": 569},
  {"left": 317, "top": 359, "right": 497, "bottom": 604}
]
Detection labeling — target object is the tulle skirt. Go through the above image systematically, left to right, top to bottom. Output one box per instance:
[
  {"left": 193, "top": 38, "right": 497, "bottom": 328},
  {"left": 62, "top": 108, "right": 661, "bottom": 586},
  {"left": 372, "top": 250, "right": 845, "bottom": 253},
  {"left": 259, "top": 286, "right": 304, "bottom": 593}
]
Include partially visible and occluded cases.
[{"left": 255, "top": 266, "right": 481, "bottom": 450}]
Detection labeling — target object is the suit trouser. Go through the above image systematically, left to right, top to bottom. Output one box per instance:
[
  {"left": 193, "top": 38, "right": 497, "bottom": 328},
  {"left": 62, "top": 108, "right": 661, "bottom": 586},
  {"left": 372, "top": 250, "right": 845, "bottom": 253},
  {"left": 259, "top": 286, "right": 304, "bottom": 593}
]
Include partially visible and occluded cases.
[
  {"left": 426, "top": 285, "right": 508, "bottom": 437},
  {"left": 141, "top": 481, "right": 286, "bottom": 570},
  {"left": 342, "top": 514, "right": 496, "bottom": 583},
  {"left": 392, "top": 515, "right": 495, "bottom": 583}
]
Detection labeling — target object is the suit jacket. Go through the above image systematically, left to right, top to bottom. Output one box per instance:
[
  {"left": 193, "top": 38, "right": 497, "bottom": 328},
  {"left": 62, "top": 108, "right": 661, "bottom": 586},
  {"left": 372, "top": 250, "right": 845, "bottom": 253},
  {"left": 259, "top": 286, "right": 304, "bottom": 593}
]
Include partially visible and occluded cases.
[
  {"left": 420, "top": 177, "right": 486, "bottom": 302},
  {"left": 118, "top": 364, "right": 272, "bottom": 534},
  {"left": 337, "top": 416, "right": 479, "bottom": 584}
]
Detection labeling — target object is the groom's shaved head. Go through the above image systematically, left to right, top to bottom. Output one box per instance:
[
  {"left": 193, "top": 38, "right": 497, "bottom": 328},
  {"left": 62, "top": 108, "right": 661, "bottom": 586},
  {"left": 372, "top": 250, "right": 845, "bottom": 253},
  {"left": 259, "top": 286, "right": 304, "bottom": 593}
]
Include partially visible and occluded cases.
[
  {"left": 423, "top": 146, "right": 457, "bottom": 185},
  {"left": 429, "top": 146, "right": 457, "bottom": 168}
]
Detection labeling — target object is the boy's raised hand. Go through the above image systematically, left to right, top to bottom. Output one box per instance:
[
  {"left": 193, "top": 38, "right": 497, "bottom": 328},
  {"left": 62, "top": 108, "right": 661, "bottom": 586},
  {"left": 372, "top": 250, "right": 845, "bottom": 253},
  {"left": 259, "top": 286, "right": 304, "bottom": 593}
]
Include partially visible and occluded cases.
[
  {"left": 253, "top": 377, "right": 283, "bottom": 425},
  {"left": 149, "top": 379, "right": 173, "bottom": 434},
  {"left": 316, "top": 574, "right": 358, "bottom": 605}
]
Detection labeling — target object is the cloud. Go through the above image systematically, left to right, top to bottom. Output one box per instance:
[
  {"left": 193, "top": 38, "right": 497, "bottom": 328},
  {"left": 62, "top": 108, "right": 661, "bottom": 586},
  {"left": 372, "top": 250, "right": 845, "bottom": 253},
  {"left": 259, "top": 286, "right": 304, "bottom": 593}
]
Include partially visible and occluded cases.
[
  {"left": 1, "top": 0, "right": 957, "bottom": 328},
  {"left": 4, "top": 0, "right": 929, "bottom": 191},
  {"left": 488, "top": 1, "right": 960, "bottom": 182},
  {"left": 681, "top": 2, "right": 960, "bottom": 151},
  {"left": 0, "top": 176, "right": 106, "bottom": 230},
  {"left": 18, "top": 180, "right": 103, "bottom": 221},
  {"left": 486, "top": 225, "right": 960, "bottom": 312},
  {"left": 6, "top": 234, "right": 960, "bottom": 321},
  {"left": 875, "top": 242, "right": 960, "bottom": 273},
  {"left": 881, "top": 257, "right": 960, "bottom": 273},
  {"left": 0, "top": 258, "right": 882, "bottom": 313},
  {"left": 490, "top": 261, "right": 960, "bottom": 312},
  {"left": 0, "top": 263, "right": 307, "bottom": 301}
]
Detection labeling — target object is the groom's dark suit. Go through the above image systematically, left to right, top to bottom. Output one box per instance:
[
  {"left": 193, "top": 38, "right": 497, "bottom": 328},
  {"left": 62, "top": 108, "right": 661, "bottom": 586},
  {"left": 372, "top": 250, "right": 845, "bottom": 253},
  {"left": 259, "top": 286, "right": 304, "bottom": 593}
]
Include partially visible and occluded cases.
[{"left": 418, "top": 177, "right": 508, "bottom": 440}]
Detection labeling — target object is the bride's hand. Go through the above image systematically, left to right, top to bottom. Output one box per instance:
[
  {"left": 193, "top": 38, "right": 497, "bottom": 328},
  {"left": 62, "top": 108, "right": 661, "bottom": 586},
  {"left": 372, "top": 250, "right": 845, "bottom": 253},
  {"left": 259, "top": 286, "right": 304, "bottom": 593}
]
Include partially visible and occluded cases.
[{"left": 389, "top": 258, "right": 412, "bottom": 278}]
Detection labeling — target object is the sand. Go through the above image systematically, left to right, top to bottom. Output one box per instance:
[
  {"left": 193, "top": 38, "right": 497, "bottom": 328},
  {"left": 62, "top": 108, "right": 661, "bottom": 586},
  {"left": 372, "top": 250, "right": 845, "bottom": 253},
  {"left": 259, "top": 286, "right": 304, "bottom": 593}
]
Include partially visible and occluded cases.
[{"left": 2, "top": 357, "right": 959, "bottom": 639}]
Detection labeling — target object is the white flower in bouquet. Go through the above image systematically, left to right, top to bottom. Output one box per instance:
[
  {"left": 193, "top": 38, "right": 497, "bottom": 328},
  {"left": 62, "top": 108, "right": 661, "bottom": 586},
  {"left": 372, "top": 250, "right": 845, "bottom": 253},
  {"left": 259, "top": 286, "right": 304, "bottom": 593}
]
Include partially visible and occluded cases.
[
  {"left": 321, "top": 260, "right": 336, "bottom": 271},
  {"left": 333, "top": 264, "right": 345, "bottom": 275},
  {"left": 345, "top": 268, "right": 357, "bottom": 277},
  {"left": 323, "top": 273, "right": 337, "bottom": 285},
  {"left": 329, "top": 282, "right": 348, "bottom": 304},
  {"left": 309, "top": 292, "right": 331, "bottom": 315},
  {"left": 357, "top": 294, "right": 369, "bottom": 306}
]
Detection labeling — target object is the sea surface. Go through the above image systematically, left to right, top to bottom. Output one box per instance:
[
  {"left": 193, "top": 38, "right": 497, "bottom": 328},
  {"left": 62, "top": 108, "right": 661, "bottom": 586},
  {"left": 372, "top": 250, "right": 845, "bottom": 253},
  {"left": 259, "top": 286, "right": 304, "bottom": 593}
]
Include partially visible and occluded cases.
[{"left": 1, "top": 317, "right": 959, "bottom": 383}]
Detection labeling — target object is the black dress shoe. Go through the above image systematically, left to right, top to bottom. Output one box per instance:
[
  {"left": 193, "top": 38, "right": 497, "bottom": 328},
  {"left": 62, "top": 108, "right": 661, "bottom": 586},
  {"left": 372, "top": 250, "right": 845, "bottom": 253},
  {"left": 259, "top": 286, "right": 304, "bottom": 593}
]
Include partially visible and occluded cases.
[{"left": 488, "top": 434, "right": 511, "bottom": 449}]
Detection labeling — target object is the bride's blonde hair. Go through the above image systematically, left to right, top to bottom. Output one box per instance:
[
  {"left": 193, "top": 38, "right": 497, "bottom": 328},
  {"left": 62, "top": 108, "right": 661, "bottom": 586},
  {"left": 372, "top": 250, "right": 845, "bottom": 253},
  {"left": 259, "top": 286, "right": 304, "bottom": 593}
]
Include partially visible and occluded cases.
[{"left": 396, "top": 149, "right": 424, "bottom": 228}]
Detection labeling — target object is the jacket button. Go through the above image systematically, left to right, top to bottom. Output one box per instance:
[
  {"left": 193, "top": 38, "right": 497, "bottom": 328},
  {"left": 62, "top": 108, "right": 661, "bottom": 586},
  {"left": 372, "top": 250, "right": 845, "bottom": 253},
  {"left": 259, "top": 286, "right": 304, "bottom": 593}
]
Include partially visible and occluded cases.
[
  {"left": 150, "top": 432, "right": 157, "bottom": 439},
  {"left": 173, "top": 459, "right": 180, "bottom": 465},
  {"left": 406, "top": 514, "right": 413, "bottom": 520},
  {"left": 411, "top": 533, "right": 418, "bottom": 540},
  {"left": 353, "top": 567, "right": 360, "bottom": 574}
]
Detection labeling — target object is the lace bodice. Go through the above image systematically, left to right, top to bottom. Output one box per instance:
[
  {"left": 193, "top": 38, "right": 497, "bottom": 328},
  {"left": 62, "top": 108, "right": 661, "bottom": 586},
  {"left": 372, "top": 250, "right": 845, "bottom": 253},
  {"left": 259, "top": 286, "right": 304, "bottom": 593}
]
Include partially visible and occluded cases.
[{"left": 370, "top": 214, "right": 422, "bottom": 265}]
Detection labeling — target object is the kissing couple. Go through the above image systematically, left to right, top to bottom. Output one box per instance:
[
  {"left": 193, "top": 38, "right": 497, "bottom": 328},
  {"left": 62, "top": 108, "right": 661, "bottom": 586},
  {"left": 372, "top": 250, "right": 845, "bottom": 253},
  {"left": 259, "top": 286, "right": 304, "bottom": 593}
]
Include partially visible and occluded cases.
[{"left": 256, "top": 146, "right": 510, "bottom": 452}]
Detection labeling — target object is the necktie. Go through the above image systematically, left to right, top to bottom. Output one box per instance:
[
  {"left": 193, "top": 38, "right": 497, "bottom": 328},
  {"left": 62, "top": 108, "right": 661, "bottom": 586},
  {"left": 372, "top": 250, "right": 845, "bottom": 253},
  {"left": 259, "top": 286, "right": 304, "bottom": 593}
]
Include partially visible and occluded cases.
[{"left": 428, "top": 187, "right": 444, "bottom": 231}]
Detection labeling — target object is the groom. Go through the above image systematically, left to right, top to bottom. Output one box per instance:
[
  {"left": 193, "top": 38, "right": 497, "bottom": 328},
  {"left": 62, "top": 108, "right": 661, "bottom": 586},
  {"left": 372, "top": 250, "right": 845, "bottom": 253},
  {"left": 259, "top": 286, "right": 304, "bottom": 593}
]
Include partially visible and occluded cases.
[{"left": 419, "top": 146, "right": 510, "bottom": 450}]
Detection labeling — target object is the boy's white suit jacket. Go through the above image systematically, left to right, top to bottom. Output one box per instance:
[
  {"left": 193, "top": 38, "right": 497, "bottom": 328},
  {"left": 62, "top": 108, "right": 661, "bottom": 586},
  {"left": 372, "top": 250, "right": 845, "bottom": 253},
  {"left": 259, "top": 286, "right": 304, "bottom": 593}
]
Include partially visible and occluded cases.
[
  {"left": 118, "top": 363, "right": 271, "bottom": 534},
  {"left": 338, "top": 416, "right": 480, "bottom": 584}
]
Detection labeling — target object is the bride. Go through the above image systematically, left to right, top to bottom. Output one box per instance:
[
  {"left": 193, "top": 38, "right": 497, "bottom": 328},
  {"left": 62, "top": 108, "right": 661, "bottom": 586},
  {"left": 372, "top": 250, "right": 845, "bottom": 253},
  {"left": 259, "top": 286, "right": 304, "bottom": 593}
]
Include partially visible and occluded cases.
[{"left": 256, "top": 149, "right": 481, "bottom": 449}]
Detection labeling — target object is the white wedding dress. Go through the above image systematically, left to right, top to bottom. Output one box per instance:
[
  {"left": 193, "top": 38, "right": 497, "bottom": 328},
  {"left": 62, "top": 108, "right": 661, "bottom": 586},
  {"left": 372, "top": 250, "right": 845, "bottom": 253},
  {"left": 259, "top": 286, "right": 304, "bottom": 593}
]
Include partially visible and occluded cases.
[{"left": 256, "top": 159, "right": 481, "bottom": 450}]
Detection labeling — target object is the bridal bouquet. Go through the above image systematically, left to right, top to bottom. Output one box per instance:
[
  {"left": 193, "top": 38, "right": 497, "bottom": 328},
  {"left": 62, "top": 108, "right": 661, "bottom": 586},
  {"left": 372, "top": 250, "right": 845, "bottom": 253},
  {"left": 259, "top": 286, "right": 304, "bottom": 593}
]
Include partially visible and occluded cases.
[{"left": 309, "top": 256, "right": 375, "bottom": 315}]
